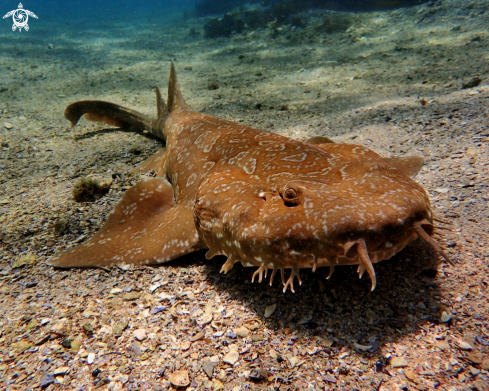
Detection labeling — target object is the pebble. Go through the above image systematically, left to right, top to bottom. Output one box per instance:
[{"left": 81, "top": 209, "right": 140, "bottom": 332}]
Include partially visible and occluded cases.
[
  {"left": 3, "top": 122, "right": 13, "bottom": 129},
  {"left": 264, "top": 303, "right": 277, "bottom": 318},
  {"left": 440, "top": 311, "right": 452, "bottom": 322},
  {"left": 112, "top": 320, "right": 128, "bottom": 336},
  {"left": 234, "top": 326, "right": 250, "bottom": 338},
  {"left": 133, "top": 329, "right": 148, "bottom": 341},
  {"left": 456, "top": 339, "right": 474, "bottom": 350},
  {"left": 435, "top": 340, "right": 450, "bottom": 350},
  {"left": 223, "top": 350, "right": 239, "bottom": 365},
  {"left": 466, "top": 351, "right": 483, "bottom": 364},
  {"left": 87, "top": 352, "right": 96, "bottom": 364},
  {"left": 391, "top": 357, "right": 408, "bottom": 368},
  {"left": 203, "top": 361, "right": 215, "bottom": 379},
  {"left": 53, "top": 366, "right": 70, "bottom": 375},
  {"left": 169, "top": 370, "right": 190, "bottom": 387},
  {"left": 40, "top": 373, "right": 54, "bottom": 388}
]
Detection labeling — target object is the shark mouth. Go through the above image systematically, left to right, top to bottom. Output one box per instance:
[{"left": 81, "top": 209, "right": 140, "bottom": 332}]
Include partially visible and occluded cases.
[{"left": 217, "top": 217, "right": 453, "bottom": 293}]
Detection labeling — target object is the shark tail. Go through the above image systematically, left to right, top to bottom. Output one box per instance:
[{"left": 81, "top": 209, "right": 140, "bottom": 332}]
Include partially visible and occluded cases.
[{"left": 63, "top": 61, "right": 187, "bottom": 140}]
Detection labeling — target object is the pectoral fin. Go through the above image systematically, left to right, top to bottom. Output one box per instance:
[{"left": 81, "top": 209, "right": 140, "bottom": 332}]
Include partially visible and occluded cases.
[
  {"left": 305, "top": 136, "right": 335, "bottom": 145},
  {"left": 130, "top": 148, "right": 167, "bottom": 176},
  {"left": 383, "top": 156, "right": 424, "bottom": 178},
  {"left": 47, "top": 177, "right": 203, "bottom": 268}
]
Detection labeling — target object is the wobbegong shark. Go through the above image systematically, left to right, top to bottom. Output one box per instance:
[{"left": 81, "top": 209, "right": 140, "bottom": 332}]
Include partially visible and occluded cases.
[{"left": 47, "top": 63, "right": 452, "bottom": 292}]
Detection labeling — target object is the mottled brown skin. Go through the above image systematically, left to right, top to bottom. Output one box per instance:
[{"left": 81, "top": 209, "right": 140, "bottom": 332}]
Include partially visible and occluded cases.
[{"left": 47, "top": 63, "right": 451, "bottom": 292}]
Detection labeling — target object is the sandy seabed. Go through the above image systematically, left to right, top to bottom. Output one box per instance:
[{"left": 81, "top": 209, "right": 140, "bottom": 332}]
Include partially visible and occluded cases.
[{"left": 0, "top": 0, "right": 488, "bottom": 390}]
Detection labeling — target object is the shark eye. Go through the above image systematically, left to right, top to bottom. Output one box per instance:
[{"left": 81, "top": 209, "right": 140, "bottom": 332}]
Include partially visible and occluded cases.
[
  {"left": 282, "top": 187, "right": 300, "bottom": 207},
  {"left": 284, "top": 188, "right": 298, "bottom": 199}
]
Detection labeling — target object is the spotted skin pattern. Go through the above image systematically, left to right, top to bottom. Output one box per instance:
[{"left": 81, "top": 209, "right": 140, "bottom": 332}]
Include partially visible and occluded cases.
[{"left": 48, "top": 63, "right": 451, "bottom": 292}]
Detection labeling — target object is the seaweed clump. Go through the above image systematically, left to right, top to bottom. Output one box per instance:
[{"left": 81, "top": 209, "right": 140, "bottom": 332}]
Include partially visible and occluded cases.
[{"left": 72, "top": 177, "right": 111, "bottom": 203}]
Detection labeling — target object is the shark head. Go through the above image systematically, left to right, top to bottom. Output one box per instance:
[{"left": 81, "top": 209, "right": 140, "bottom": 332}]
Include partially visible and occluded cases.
[{"left": 195, "top": 143, "right": 449, "bottom": 292}]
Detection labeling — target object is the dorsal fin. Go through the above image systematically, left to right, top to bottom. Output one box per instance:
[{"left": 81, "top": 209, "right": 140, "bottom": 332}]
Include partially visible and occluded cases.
[
  {"left": 167, "top": 61, "right": 188, "bottom": 112},
  {"left": 155, "top": 85, "right": 168, "bottom": 118}
]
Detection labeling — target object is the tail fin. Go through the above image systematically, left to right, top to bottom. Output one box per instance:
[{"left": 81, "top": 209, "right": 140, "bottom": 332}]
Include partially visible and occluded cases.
[
  {"left": 167, "top": 61, "right": 188, "bottom": 112},
  {"left": 64, "top": 101, "right": 154, "bottom": 132}
]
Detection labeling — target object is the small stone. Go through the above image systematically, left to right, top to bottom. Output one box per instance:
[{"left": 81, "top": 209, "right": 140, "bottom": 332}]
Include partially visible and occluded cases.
[
  {"left": 3, "top": 122, "right": 13, "bottom": 129},
  {"left": 12, "top": 254, "right": 36, "bottom": 268},
  {"left": 110, "top": 288, "right": 122, "bottom": 294},
  {"left": 123, "top": 292, "right": 141, "bottom": 301},
  {"left": 416, "top": 302, "right": 426, "bottom": 310},
  {"left": 264, "top": 303, "right": 277, "bottom": 318},
  {"left": 440, "top": 311, "right": 452, "bottom": 322},
  {"left": 112, "top": 320, "right": 128, "bottom": 336},
  {"left": 82, "top": 321, "right": 93, "bottom": 335},
  {"left": 235, "top": 326, "right": 250, "bottom": 338},
  {"left": 133, "top": 329, "right": 148, "bottom": 341},
  {"left": 226, "top": 330, "right": 237, "bottom": 339},
  {"left": 190, "top": 332, "right": 204, "bottom": 342},
  {"left": 251, "top": 334, "right": 264, "bottom": 341},
  {"left": 71, "top": 337, "right": 83, "bottom": 352},
  {"left": 456, "top": 339, "right": 474, "bottom": 350},
  {"left": 13, "top": 340, "right": 33, "bottom": 352},
  {"left": 435, "top": 340, "right": 450, "bottom": 350},
  {"left": 223, "top": 350, "right": 239, "bottom": 365},
  {"left": 466, "top": 351, "right": 483, "bottom": 364},
  {"left": 87, "top": 352, "right": 96, "bottom": 364},
  {"left": 288, "top": 356, "right": 299, "bottom": 368},
  {"left": 390, "top": 357, "right": 408, "bottom": 368},
  {"left": 481, "top": 358, "right": 489, "bottom": 370},
  {"left": 203, "top": 361, "right": 215, "bottom": 379},
  {"left": 53, "top": 366, "right": 70, "bottom": 375},
  {"left": 469, "top": 366, "right": 481, "bottom": 376},
  {"left": 405, "top": 369, "right": 416, "bottom": 381},
  {"left": 169, "top": 370, "right": 190, "bottom": 387},
  {"left": 40, "top": 373, "right": 54, "bottom": 388},
  {"left": 213, "top": 379, "right": 224, "bottom": 390}
]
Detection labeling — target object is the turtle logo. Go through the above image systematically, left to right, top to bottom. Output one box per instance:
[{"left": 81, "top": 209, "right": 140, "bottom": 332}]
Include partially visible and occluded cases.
[{"left": 3, "top": 3, "right": 37, "bottom": 32}]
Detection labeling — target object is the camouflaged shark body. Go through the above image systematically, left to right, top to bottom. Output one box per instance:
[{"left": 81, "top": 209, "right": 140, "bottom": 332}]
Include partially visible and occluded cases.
[{"left": 47, "top": 63, "right": 451, "bottom": 292}]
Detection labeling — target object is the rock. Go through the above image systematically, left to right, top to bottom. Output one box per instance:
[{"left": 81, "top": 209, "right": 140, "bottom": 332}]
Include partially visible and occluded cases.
[
  {"left": 462, "top": 76, "right": 483, "bottom": 89},
  {"left": 3, "top": 122, "right": 13, "bottom": 130},
  {"left": 12, "top": 254, "right": 36, "bottom": 268},
  {"left": 110, "top": 288, "right": 122, "bottom": 294},
  {"left": 123, "top": 292, "right": 141, "bottom": 301},
  {"left": 264, "top": 303, "right": 277, "bottom": 318},
  {"left": 440, "top": 311, "right": 452, "bottom": 322},
  {"left": 112, "top": 320, "right": 128, "bottom": 336},
  {"left": 235, "top": 326, "right": 250, "bottom": 338},
  {"left": 133, "top": 329, "right": 148, "bottom": 341},
  {"left": 191, "top": 332, "right": 204, "bottom": 342},
  {"left": 251, "top": 334, "right": 264, "bottom": 341},
  {"left": 456, "top": 339, "right": 474, "bottom": 350},
  {"left": 13, "top": 340, "right": 33, "bottom": 352},
  {"left": 435, "top": 340, "right": 450, "bottom": 350},
  {"left": 223, "top": 350, "right": 239, "bottom": 365},
  {"left": 466, "top": 351, "right": 483, "bottom": 364},
  {"left": 87, "top": 352, "right": 96, "bottom": 365},
  {"left": 288, "top": 356, "right": 299, "bottom": 368},
  {"left": 390, "top": 357, "right": 408, "bottom": 368},
  {"left": 481, "top": 358, "right": 489, "bottom": 370},
  {"left": 203, "top": 361, "right": 215, "bottom": 379},
  {"left": 53, "top": 366, "right": 70, "bottom": 375},
  {"left": 404, "top": 369, "right": 416, "bottom": 381},
  {"left": 169, "top": 370, "right": 190, "bottom": 387},
  {"left": 40, "top": 373, "right": 54, "bottom": 388},
  {"left": 213, "top": 379, "right": 224, "bottom": 390}
]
